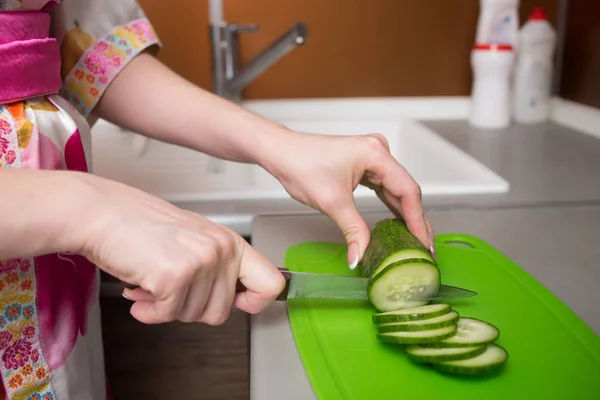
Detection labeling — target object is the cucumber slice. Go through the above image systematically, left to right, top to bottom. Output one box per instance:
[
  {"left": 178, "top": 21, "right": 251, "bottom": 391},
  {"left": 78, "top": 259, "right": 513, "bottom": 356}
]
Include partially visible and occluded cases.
[
  {"left": 359, "top": 218, "right": 435, "bottom": 278},
  {"left": 370, "top": 249, "right": 435, "bottom": 277},
  {"left": 367, "top": 259, "right": 440, "bottom": 312},
  {"left": 372, "top": 303, "right": 451, "bottom": 324},
  {"left": 376, "top": 311, "right": 459, "bottom": 333},
  {"left": 423, "top": 317, "right": 500, "bottom": 348},
  {"left": 376, "top": 324, "right": 457, "bottom": 345},
  {"left": 406, "top": 344, "right": 487, "bottom": 363},
  {"left": 432, "top": 344, "right": 509, "bottom": 376}
]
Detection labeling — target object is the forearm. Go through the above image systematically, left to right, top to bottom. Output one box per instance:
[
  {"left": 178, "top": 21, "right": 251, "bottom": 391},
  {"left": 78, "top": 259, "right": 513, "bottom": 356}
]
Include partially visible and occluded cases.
[
  {"left": 93, "top": 53, "right": 292, "bottom": 166},
  {"left": 0, "top": 169, "right": 96, "bottom": 259}
]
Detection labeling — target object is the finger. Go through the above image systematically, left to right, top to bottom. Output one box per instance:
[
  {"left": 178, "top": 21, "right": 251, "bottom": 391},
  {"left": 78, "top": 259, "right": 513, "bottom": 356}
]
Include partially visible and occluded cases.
[
  {"left": 366, "top": 133, "right": 390, "bottom": 151},
  {"left": 370, "top": 156, "right": 430, "bottom": 251},
  {"left": 381, "top": 185, "right": 429, "bottom": 249},
  {"left": 375, "top": 188, "right": 403, "bottom": 220},
  {"left": 376, "top": 188, "right": 431, "bottom": 255},
  {"left": 397, "top": 189, "right": 429, "bottom": 251},
  {"left": 320, "top": 194, "right": 371, "bottom": 269},
  {"left": 425, "top": 217, "right": 436, "bottom": 258},
  {"left": 185, "top": 228, "right": 239, "bottom": 324},
  {"left": 233, "top": 244, "right": 285, "bottom": 314},
  {"left": 196, "top": 270, "right": 236, "bottom": 326},
  {"left": 177, "top": 272, "right": 214, "bottom": 323},
  {"left": 129, "top": 284, "right": 189, "bottom": 324},
  {"left": 122, "top": 287, "right": 155, "bottom": 302},
  {"left": 128, "top": 301, "right": 159, "bottom": 324}
]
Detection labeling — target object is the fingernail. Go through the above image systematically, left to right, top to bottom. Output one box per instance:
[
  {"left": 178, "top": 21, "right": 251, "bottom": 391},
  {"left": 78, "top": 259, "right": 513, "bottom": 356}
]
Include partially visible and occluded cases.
[
  {"left": 428, "top": 230, "right": 436, "bottom": 259},
  {"left": 348, "top": 243, "right": 359, "bottom": 270},
  {"left": 122, "top": 290, "right": 131, "bottom": 301}
]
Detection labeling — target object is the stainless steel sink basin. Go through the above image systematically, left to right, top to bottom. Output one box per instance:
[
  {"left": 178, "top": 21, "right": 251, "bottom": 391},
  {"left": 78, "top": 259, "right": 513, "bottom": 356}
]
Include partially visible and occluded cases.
[{"left": 89, "top": 98, "right": 509, "bottom": 234}]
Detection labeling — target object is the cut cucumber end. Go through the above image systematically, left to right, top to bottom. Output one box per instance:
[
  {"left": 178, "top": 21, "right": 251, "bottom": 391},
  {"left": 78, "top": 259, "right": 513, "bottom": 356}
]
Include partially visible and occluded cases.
[
  {"left": 359, "top": 218, "right": 434, "bottom": 278},
  {"left": 372, "top": 249, "right": 435, "bottom": 277},
  {"left": 368, "top": 259, "right": 440, "bottom": 312},
  {"left": 372, "top": 303, "right": 451, "bottom": 324},
  {"left": 376, "top": 311, "right": 459, "bottom": 333},
  {"left": 422, "top": 317, "right": 500, "bottom": 348},
  {"left": 376, "top": 324, "right": 457, "bottom": 345},
  {"left": 406, "top": 344, "right": 487, "bottom": 363},
  {"left": 432, "top": 344, "right": 509, "bottom": 376}
]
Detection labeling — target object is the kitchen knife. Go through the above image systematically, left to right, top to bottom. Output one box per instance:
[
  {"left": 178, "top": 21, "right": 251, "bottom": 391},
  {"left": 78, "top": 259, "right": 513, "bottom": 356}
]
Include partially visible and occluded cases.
[
  {"left": 121, "top": 268, "right": 477, "bottom": 302},
  {"left": 237, "top": 268, "right": 477, "bottom": 302}
]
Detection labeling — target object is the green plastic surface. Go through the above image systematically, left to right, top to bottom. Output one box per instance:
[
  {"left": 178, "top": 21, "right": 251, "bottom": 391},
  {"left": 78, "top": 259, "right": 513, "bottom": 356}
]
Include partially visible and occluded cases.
[{"left": 284, "top": 233, "right": 600, "bottom": 400}]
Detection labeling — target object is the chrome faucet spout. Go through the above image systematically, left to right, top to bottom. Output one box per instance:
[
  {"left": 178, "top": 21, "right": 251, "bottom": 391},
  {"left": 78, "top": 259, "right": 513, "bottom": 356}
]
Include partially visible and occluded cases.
[
  {"left": 210, "top": 20, "right": 308, "bottom": 103},
  {"left": 228, "top": 22, "right": 307, "bottom": 95}
]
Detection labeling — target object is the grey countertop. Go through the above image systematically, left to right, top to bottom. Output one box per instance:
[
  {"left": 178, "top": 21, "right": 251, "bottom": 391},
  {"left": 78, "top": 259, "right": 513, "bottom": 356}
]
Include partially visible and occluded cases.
[
  {"left": 249, "top": 120, "right": 600, "bottom": 400},
  {"left": 419, "top": 120, "right": 600, "bottom": 207}
]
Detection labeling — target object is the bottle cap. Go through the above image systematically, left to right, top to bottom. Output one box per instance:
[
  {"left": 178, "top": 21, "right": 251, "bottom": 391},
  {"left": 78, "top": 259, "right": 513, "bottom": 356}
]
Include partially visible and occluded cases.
[
  {"left": 529, "top": 6, "right": 548, "bottom": 21},
  {"left": 474, "top": 43, "right": 513, "bottom": 51}
]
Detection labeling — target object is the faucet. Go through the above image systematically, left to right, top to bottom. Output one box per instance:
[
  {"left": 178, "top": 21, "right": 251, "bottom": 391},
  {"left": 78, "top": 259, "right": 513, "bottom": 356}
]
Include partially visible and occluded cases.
[{"left": 210, "top": 21, "right": 308, "bottom": 103}]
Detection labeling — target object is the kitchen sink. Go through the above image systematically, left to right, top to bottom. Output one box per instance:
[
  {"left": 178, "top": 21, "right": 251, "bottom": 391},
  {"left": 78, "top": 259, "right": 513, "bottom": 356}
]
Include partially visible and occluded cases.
[
  {"left": 89, "top": 98, "right": 509, "bottom": 234},
  {"left": 90, "top": 118, "right": 508, "bottom": 201},
  {"left": 252, "top": 118, "right": 509, "bottom": 198}
]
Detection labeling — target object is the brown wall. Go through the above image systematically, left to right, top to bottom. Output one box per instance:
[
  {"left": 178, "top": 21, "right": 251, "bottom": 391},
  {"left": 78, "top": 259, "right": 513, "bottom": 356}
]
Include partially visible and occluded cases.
[
  {"left": 137, "top": 0, "right": 212, "bottom": 90},
  {"left": 139, "top": 0, "right": 558, "bottom": 100},
  {"left": 559, "top": 1, "right": 600, "bottom": 108}
]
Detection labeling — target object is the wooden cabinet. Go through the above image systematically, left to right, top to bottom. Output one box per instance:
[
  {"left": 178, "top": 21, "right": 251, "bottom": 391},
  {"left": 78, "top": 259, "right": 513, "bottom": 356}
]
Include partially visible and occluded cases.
[
  {"left": 138, "top": 0, "right": 559, "bottom": 100},
  {"left": 138, "top": 0, "right": 213, "bottom": 89},
  {"left": 560, "top": 0, "right": 600, "bottom": 109}
]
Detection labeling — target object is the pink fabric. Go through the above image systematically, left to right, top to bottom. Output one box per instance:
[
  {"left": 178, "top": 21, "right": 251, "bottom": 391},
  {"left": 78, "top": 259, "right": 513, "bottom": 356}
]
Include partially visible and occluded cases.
[
  {"left": 15, "top": 0, "right": 55, "bottom": 11},
  {"left": 0, "top": 2, "right": 157, "bottom": 397},
  {"left": 0, "top": 11, "right": 50, "bottom": 42},
  {"left": 0, "top": 12, "right": 61, "bottom": 104},
  {"left": 19, "top": 122, "right": 41, "bottom": 169},
  {"left": 64, "top": 129, "right": 89, "bottom": 172},
  {"left": 38, "top": 133, "right": 66, "bottom": 170},
  {"left": 35, "top": 253, "right": 97, "bottom": 370}
]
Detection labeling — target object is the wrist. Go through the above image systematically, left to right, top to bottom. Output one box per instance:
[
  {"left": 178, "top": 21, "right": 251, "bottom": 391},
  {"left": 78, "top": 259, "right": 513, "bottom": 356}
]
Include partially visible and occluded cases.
[
  {"left": 249, "top": 124, "right": 300, "bottom": 177},
  {"left": 0, "top": 169, "right": 101, "bottom": 259},
  {"left": 50, "top": 171, "right": 105, "bottom": 255}
]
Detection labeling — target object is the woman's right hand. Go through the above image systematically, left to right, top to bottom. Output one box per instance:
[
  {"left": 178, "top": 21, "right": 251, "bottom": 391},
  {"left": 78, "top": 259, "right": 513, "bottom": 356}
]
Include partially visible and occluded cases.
[{"left": 78, "top": 174, "right": 285, "bottom": 325}]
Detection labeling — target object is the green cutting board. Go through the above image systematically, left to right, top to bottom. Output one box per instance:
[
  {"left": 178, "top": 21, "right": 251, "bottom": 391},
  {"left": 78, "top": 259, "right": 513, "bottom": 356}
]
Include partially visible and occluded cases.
[{"left": 284, "top": 233, "right": 600, "bottom": 400}]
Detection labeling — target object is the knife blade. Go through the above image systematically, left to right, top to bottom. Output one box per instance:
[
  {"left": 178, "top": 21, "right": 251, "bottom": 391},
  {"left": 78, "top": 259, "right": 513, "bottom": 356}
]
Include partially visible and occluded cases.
[
  {"left": 122, "top": 268, "right": 477, "bottom": 302},
  {"left": 238, "top": 268, "right": 477, "bottom": 302}
]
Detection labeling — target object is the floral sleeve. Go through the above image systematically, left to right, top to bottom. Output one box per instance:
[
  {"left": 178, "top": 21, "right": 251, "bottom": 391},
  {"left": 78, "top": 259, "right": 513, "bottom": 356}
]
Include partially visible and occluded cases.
[{"left": 52, "top": 0, "right": 162, "bottom": 118}]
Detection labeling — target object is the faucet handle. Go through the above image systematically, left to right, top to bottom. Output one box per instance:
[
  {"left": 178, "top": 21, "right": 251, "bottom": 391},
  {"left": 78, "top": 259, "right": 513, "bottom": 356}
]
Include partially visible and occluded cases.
[{"left": 227, "top": 23, "right": 259, "bottom": 33}]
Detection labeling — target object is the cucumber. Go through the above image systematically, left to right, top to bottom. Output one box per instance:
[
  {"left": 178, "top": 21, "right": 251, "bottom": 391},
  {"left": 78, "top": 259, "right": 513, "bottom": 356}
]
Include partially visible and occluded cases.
[
  {"left": 359, "top": 218, "right": 435, "bottom": 278},
  {"left": 359, "top": 218, "right": 440, "bottom": 312},
  {"left": 367, "top": 259, "right": 440, "bottom": 312},
  {"left": 372, "top": 303, "right": 451, "bottom": 325},
  {"left": 376, "top": 311, "right": 459, "bottom": 333},
  {"left": 422, "top": 317, "right": 500, "bottom": 348},
  {"left": 376, "top": 324, "right": 457, "bottom": 345},
  {"left": 406, "top": 344, "right": 487, "bottom": 363},
  {"left": 432, "top": 344, "right": 508, "bottom": 376}
]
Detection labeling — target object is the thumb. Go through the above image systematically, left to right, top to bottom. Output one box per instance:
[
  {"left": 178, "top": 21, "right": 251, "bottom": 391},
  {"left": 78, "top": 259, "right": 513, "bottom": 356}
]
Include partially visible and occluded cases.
[
  {"left": 323, "top": 197, "right": 370, "bottom": 270},
  {"left": 234, "top": 243, "right": 286, "bottom": 314},
  {"left": 122, "top": 286, "right": 155, "bottom": 302}
]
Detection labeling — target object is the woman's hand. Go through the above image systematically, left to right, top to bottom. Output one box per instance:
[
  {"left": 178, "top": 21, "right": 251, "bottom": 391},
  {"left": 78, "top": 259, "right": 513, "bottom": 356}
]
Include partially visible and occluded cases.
[
  {"left": 92, "top": 53, "right": 433, "bottom": 269},
  {"left": 260, "top": 131, "right": 434, "bottom": 269},
  {"left": 80, "top": 174, "right": 285, "bottom": 325}
]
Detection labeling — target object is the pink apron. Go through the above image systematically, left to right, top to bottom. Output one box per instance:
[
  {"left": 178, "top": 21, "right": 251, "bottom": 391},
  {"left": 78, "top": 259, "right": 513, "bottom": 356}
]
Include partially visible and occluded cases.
[{"left": 0, "top": 1, "right": 160, "bottom": 398}]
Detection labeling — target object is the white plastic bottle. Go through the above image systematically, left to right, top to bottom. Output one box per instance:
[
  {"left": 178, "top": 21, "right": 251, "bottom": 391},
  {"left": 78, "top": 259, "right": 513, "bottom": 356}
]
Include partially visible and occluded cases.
[
  {"left": 475, "top": 0, "right": 520, "bottom": 46},
  {"left": 512, "top": 6, "right": 557, "bottom": 123},
  {"left": 469, "top": 43, "right": 515, "bottom": 129}
]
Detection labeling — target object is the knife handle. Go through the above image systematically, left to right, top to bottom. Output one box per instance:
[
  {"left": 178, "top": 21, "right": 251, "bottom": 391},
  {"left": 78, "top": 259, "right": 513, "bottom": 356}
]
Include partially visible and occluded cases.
[
  {"left": 120, "top": 267, "right": 292, "bottom": 302},
  {"left": 235, "top": 267, "right": 292, "bottom": 301}
]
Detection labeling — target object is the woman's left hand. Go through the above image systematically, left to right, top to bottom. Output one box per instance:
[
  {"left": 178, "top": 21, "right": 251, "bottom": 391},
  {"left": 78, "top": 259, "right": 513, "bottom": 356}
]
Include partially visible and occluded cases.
[
  {"left": 93, "top": 54, "right": 433, "bottom": 266},
  {"left": 260, "top": 131, "right": 435, "bottom": 269}
]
